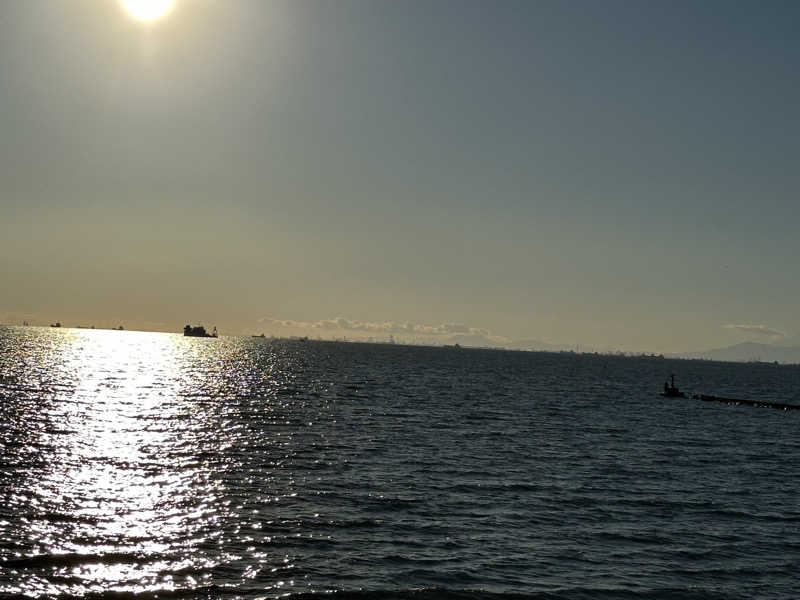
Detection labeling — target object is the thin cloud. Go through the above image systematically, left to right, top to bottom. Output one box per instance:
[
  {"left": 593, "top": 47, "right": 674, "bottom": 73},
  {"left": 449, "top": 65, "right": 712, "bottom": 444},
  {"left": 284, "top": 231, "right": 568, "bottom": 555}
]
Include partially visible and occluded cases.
[
  {"left": 258, "top": 316, "right": 508, "bottom": 343},
  {"left": 723, "top": 324, "right": 786, "bottom": 337}
]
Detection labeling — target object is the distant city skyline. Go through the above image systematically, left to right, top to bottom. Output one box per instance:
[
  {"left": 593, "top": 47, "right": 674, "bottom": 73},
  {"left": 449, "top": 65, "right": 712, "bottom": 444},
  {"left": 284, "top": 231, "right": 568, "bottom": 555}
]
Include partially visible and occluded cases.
[
  {"left": 2, "top": 1, "right": 798, "bottom": 353},
  {"left": 3, "top": 314, "right": 798, "bottom": 360}
]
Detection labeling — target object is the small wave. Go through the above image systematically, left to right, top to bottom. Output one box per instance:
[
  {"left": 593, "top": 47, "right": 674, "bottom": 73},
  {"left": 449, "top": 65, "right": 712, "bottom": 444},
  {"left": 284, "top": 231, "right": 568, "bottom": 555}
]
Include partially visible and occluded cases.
[
  {"left": 705, "top": 507, "right": 800, "bottom": 522},
  {"left": 3, "top": 551, "right": 165, "bottom": 569},
  {"left": 38, "top": 586, "right": 233, "bottom": 600},
  {"left": 280, "top": 588, "right": 747, "bottom": 600}
]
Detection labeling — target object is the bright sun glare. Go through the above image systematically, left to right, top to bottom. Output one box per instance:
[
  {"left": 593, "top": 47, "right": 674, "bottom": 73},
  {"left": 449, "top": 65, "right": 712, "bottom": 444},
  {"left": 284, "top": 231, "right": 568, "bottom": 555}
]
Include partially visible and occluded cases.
[{"left": 122, "top": 0, "right": 174, "bottom": 21}]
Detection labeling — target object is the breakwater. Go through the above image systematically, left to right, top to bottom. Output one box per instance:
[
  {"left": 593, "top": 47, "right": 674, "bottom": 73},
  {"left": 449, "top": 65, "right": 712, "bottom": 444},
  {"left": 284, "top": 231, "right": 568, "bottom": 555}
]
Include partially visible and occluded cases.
[{"left": 693, "top": 393, "right": 800, "bottom": 411}]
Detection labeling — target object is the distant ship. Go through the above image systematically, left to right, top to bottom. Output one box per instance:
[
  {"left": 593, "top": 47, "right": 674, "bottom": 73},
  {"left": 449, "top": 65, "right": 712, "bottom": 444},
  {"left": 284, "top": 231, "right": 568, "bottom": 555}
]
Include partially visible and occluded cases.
[
  {"left": 50, "top": 322, "right": 61, "bottom": 328},
  {"left": 183, "top": 325, "right": 217, "bottom": 338}
]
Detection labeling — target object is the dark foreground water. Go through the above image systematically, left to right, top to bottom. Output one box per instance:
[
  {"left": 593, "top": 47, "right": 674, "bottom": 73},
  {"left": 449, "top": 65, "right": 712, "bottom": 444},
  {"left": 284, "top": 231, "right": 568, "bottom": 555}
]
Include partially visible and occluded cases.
[{"left": 1, "top": 327, "right": 799, "bottom": 599}]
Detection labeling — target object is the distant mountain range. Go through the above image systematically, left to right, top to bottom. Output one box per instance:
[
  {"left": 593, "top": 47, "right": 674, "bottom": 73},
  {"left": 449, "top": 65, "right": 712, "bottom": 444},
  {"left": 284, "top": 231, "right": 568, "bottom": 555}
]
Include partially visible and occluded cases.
[
  {"left": 445, "top": 333, "right": 800, "bottom": 365},
  {"left": 505, "top": 338, "right": 800, "bottom": 365},
  {"left": 669, "top": 341, "right": 800, "bottom": 364}
]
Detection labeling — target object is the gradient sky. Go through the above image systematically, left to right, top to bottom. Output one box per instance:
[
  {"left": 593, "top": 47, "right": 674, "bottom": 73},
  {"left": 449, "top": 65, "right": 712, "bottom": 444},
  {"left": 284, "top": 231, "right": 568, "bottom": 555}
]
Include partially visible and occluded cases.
[{"left": 2, "top": 0, "right": 798, "bottom": 352}]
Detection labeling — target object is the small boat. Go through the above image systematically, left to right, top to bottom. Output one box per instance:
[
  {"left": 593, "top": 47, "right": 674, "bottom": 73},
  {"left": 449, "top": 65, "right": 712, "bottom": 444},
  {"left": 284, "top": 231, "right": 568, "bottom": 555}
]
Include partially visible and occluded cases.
[
  {"left": 183, "top": 325, "right": 217, "bottom": 338},
  {"left": 661, "top": 374, "right": 685, "bottom": 398}
]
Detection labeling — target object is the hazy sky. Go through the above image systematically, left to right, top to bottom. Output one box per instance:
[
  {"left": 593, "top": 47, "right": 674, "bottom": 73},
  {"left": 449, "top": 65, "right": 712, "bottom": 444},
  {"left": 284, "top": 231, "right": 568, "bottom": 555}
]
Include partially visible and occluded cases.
[{"left": 2, "top": 0, "right": 798, "bottom": 352}]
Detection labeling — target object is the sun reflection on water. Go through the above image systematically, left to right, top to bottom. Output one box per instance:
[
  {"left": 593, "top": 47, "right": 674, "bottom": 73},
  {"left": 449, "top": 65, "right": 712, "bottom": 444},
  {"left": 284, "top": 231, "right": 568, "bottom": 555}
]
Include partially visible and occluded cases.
[
  {"left": 2, "top": 328, "right": 329, "bottom": 597},
  {"left": 11, "top": 329, "right": 229, "bottom": 595}
]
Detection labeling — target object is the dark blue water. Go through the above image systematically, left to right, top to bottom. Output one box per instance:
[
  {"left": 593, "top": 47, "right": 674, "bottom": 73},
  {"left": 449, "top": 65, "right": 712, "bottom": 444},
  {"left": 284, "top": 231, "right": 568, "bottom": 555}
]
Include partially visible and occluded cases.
[{"left": 1, "top": 326, "right": 798, "bottom": 599}]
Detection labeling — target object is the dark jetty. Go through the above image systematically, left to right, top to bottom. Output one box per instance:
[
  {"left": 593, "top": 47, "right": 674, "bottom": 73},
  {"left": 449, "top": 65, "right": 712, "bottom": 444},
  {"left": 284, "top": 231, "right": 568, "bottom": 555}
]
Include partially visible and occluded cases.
[
  {"left": 183, "top": 325, "right": 217, "bottom": 338},
  {"left": 659, "top": 374, "right": 799, "bottom": 410},
  {"left": 692, "top": 394, "right": 800, "bottom": 411}
]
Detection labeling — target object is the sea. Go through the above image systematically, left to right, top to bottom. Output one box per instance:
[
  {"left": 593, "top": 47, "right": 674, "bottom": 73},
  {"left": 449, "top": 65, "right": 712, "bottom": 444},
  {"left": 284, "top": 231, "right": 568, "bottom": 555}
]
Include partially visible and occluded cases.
[{"left": 1, "top": 326, "right": 798, "bottom": 600}]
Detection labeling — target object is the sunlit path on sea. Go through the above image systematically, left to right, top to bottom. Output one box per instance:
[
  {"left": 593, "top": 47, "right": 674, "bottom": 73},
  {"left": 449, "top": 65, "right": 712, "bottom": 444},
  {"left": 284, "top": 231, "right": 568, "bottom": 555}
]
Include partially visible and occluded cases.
[
  {"left": 2, "top": 326, "right": 799, "bottom": 599},
  {"left": 0, "top": 329, "right": 308, "bottom": 597},
  {"left": 1, "top": 330, "right": 243, "bottom": 595}
]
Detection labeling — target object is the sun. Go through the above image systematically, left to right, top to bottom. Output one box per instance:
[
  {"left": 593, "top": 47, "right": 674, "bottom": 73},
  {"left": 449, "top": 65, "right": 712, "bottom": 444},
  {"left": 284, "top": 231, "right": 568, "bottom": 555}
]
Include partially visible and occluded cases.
[{"left": 122, "top": 0, "right": 174, "bottom": 21}]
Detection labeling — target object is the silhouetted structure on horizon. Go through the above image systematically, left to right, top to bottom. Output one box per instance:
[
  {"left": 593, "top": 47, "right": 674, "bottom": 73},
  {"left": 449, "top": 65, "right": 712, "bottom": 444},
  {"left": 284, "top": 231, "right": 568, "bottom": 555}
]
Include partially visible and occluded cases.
[
  {"left": 183, "top": 324, "right": 217, "bottom": 338},
  {"left": 662, "top": 374, "right": 685, "bottom": 397}
]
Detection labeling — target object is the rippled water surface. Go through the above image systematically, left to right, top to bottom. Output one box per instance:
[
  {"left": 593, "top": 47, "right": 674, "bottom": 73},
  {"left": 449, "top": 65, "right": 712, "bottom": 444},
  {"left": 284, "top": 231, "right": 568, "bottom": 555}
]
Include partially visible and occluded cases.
[{"left": 1, "top": 326, "right": 799, "bottom": 599}]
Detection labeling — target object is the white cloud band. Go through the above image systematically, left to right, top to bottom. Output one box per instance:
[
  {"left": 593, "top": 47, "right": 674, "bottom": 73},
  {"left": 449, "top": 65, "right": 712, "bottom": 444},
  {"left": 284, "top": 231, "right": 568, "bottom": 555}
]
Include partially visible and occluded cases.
[
  {"left": 258, "top": 315, "right": 501, "bottom": 341},
  {"left": 723, "top": 324, "right": 786, "bottom": 337}
]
